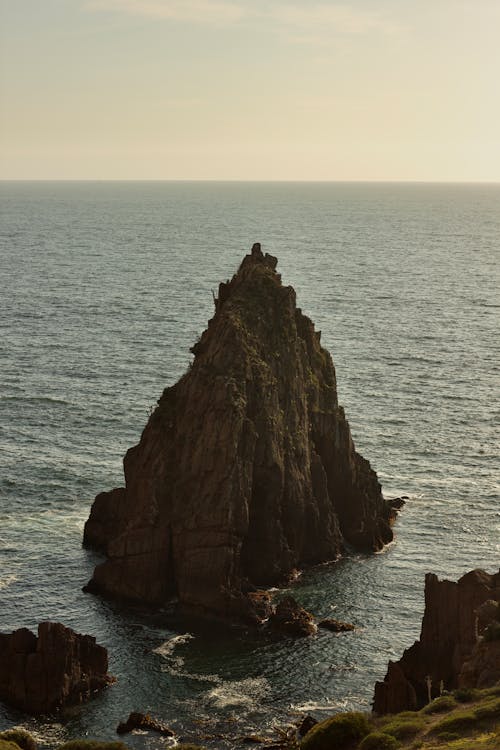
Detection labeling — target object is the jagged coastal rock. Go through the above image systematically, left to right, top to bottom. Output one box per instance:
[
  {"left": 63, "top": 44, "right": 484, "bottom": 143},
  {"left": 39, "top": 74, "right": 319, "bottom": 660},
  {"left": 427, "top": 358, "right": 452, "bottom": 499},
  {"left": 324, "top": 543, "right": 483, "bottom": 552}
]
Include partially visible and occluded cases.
[
  {"left": 84, "top": 244, "right": 396, "bottom": 621},
  {"left": 373, "top": 568, "right": 500, "bottom": 714},
  {"left": 0, "top": 622, "right": 113, "bottom": 714}
]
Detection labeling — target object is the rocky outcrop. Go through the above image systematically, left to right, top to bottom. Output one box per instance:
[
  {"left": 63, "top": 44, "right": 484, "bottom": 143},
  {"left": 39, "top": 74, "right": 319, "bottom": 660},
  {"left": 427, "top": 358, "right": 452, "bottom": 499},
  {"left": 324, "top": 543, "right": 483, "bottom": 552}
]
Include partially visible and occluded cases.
[
  {"left": 83, "top": 243, "right": 396, "bottom": 621},
  {"left": 373, "top": 568, "right": 500, "bottom": 714},
  {"left": 268, "top": 596, "right": 317, "bottom": 637},
  {"left": 318, "top": 618, "right": 355, "bottom": 632},
  {"left": 0, "top": 622, "right": 113, "bottom": 714},
  {"left": 117, "top": 712, "right": 174, "bottom": 736}
]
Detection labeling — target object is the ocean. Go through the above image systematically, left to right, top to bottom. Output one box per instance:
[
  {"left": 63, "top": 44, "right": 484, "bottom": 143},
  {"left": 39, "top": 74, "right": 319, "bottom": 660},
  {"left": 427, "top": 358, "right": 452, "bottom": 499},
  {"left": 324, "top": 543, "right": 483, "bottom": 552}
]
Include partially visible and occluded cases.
[{"left": 0, "top": 181, "right": 499, "bottom": 748}]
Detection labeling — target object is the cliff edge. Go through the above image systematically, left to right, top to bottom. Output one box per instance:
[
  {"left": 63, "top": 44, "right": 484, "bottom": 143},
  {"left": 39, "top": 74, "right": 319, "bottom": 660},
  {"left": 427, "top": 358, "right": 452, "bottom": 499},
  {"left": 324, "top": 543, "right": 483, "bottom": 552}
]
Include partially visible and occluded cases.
[
  {"left": 83, "top": 244, "right": 396, "bottom": 621},
  {"left": 373, "top": 568, "right": 500, "bottom": 714}
]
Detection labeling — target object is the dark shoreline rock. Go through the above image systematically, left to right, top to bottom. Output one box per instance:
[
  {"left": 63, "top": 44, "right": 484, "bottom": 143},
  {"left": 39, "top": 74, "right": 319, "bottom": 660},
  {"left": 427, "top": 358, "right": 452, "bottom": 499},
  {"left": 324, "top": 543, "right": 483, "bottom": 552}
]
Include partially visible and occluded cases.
[
  {"left": 83, "top": 244, "right": 399, "bottom": 622},
  {"left": 373, "top": 568, "right": 500, "bottom": 714},
  {"left": 268, "top": 596, "right": 317, "bottom": 637},
  {"left": 318, "top": 618, "right": 355, "bottom": 632},
  {"left": 0, "top": 622, "right": 114, "bottom": 715},
  {"left": 116, "top": 711, "right": 174, "bottom": 736}
]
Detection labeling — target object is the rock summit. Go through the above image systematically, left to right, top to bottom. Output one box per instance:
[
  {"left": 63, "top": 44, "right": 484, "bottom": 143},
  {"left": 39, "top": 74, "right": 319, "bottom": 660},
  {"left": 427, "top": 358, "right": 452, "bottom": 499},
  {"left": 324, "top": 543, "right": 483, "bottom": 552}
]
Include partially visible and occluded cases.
[{"left": 84, "top": 244, "right": 396, "bottom": 621}]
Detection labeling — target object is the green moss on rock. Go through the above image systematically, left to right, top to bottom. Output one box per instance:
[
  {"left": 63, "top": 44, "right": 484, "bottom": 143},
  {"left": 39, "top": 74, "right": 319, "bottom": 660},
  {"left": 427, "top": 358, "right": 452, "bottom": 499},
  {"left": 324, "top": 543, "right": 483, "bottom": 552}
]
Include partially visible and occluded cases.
[
  {"left": 420, "top": 695, "right": 457, "bottom": 714},
  {"left": 430, "top": 709, "right": 478, "bottom": 736},
  {"left": 300, "top": 712, "right": 370, "bottom": 750},
  {"left": 380, "top": 715, "right": 425, "bottom": 740},
  {"left": 0, "top": 732, "right": 36, "bottom": 750},
  {"left": 358, "top": 732, "right": 400, "bottom": 749},
  {"left": 0, "top": 741, "right": 23, "bottom": 750}
]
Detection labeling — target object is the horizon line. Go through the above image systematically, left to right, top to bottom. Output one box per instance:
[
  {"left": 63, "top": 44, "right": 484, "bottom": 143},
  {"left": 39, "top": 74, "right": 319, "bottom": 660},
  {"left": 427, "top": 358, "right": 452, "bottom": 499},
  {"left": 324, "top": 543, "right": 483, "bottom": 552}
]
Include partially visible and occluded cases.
[{"left": 1, "top": 178, "right": 499, "bottom": 185}]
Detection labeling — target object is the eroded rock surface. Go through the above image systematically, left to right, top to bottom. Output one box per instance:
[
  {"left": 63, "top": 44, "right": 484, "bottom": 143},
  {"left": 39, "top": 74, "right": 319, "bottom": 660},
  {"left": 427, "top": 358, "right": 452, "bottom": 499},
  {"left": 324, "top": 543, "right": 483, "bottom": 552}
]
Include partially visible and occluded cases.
[
  {"left": 84, "top": 244, "right": 396, "bottom": 621},
  {"left": 373, "top": 568, "right": 500, "bottom": 714},
  {"left": 268, "top": 596, "right": 317, "bottom": 637},
  {"left": 0, "top": 622, "right": 113, "bottom": 714},
  {"left": 117, "top": 712, "right": 174, "bottom": 736}
]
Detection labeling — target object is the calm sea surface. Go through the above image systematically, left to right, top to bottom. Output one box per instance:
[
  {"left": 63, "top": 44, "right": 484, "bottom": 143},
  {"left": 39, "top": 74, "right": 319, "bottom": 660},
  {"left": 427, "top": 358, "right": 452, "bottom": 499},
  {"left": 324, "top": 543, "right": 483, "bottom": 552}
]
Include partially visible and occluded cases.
[{"left": 0, "top": 182, "right": 499, "bottom": 747}]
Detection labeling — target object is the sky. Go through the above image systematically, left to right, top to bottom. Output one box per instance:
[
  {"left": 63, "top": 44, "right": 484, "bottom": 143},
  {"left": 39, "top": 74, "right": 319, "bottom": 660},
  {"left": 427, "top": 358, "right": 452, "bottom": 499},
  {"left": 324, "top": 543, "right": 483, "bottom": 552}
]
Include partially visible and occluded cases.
[{"left": 1, "top": 0, "right": 499, "bottom": 181}]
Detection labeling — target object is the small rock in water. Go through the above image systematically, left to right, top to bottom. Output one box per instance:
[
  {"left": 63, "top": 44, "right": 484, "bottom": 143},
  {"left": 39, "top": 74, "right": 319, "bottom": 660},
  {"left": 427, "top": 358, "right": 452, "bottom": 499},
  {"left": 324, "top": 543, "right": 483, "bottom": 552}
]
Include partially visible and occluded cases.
[
  {"left": 268, "top": 596, "right": 317, "bottom": 637},
  {"left": 318, "top": 618, "right": 355, "bottom": 632},
  {"left": 116, "top": 711, "right": 174, "bottom": 736},
  {"left": 297, "top": 715, "right": 318, "bottom": 737}
]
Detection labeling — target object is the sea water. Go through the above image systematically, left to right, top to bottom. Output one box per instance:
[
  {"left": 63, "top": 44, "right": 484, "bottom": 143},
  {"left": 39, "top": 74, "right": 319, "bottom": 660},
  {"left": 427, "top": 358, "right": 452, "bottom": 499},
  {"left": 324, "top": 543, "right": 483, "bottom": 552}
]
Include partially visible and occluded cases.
[{"left": 0, "top": 181, "right": 499, "bottom": 747}]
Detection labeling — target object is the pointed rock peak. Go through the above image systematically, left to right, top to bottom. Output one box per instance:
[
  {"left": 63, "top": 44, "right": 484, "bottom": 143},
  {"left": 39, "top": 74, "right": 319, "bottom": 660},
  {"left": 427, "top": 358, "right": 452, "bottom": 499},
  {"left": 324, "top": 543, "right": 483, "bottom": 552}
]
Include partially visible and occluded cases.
[{"left": 83, "top": 244, "right": 399, "bottom": 623}]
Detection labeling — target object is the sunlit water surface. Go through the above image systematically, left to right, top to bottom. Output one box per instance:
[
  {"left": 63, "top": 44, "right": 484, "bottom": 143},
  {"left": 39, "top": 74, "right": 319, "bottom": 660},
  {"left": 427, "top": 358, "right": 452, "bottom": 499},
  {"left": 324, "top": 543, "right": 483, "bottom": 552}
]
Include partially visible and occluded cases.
[{"left": 1, "top": 182, "right": 499, "bottom": 748}]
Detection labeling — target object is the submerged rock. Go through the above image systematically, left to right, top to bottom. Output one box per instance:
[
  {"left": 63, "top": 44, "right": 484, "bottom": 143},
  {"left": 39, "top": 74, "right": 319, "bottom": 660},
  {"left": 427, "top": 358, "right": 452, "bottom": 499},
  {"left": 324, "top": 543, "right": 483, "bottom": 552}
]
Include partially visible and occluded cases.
[
  {"left": 83, "top": 244, "right": 396, "bottom": 621},
  {"left": 373, "top": 568, "right": 500, "bottom": 713},
  {"left": 318, "top": 618, "right": 355, "bottom": 632},
  {"left": 0, "top": 622, "right": 113, "bottom": 714}
]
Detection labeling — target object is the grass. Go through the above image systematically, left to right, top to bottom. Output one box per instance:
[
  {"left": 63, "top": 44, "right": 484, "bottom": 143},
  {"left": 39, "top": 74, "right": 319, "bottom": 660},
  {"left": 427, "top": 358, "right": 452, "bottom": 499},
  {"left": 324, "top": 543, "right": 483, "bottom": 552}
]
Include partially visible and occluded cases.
[
  {"left": 295, "top": 685, "right": 499, "bottom": 749},
  {"left": 420, "top": 696, "right": 457, "bottom": 715},
  {"left": 300, "top": 711, "right": 370, "bottom": 750},
  {"left": 380, "top": 716, "right": 426, "bottom": 739},
  {"left": 0, "top": 732, "right": 36, "bottom": 750},
  {"left": 358, "top": 732, "right": 400, "bottom": 749},
  {"left": 0, "top": 742, "right": 23, "bottom": 750}
]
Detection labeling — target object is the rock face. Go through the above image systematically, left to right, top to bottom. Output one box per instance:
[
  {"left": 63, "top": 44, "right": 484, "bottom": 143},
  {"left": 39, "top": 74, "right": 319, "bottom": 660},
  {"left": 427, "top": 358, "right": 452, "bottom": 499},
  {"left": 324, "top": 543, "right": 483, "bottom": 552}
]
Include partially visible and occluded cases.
[
  {"left": 84, "top": 244, "right": 395, "bottom": 621},
  {"left": 373, "top": 568, "right": 500, "bottom": 714},
  {"left": 268, "top": 596, "right": 317, "bottom": 637},
  {"left": 318, "top": 618, "right": 355, "bottom": 633},
  {"left": 0, "top": 622, "right": 112, "bottom": 714},
  {"left": 116, "top": 712, "right": 174, "bottom": 736}
]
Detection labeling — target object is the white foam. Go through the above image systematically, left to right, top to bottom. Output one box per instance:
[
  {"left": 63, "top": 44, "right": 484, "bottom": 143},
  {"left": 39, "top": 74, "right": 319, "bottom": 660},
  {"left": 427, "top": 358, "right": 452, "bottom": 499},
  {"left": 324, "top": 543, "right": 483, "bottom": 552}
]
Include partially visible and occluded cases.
[
  {"left": 0, "top": 574, "right": 18, "bottom": 591},
  {"left": 153, "top": 632, "right": 194, "bottom": 658},
  {"left": 206, "top": 677, "right": 270, "bottom": 709}
]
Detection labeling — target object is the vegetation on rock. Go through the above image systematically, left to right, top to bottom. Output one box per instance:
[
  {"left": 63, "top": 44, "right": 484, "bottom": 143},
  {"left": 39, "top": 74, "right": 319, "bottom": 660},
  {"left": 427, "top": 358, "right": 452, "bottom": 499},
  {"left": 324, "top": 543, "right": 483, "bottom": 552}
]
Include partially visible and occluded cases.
[
  {"left": 300, "top": 711, "right": 370, "bottom": 749},
  {"left": 0, "top": 730, "right": 36, "bottom": 750},
  {"left": 358, "top": 733, "right": 400, "bottom": 749}
]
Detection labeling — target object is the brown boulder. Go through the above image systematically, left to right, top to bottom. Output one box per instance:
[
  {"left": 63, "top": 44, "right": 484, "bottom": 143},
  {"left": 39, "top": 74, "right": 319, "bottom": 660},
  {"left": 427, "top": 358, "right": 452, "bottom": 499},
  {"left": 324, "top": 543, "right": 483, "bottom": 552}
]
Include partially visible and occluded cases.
[
  {"left": 83, "top": 244, "right": 397, "bottom": 621},
  {"left": 373, "top": 568, "right": 500, "bottom": 714},
  {"left": 268, "top": 596, "right": 317, "bottom": 637},
  {"left": 318, "top": 618, "right": 355, "bottom": 632},
  {"left": 0, "top": 622, "right": 113, "bottom": 714},
  {"left": 117, "top": 711, "right": 174, "bottom": 736}
]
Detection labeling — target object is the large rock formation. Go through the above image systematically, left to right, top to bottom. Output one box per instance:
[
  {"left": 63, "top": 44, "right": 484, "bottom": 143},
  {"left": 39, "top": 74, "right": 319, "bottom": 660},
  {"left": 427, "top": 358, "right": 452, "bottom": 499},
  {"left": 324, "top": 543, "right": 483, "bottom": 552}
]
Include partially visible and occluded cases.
[
  {"left": 84, "top": 244, "right": 396, "bottom": 621},
  {"left": 373, "top": 568, "right": 500, "bottom": 714},
  {"left": 0, "top": 622, "right": 113, "bottom": 714}
]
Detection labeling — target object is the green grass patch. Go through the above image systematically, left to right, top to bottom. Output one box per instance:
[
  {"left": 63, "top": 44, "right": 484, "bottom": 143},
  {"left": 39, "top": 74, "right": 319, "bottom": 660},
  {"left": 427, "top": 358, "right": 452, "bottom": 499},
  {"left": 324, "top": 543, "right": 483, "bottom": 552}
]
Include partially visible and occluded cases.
[
  {"left": 453, "top": 687, "right": 481, "bottom": 703},
  {"left": 420, "top": 695, "right": 457, "bottom": 714},
  {"left": 473, "top": 696, "right": 500, "bottom": 720},
  {"left": 430, "top": 709, "right": 478, "bottom": 736},
  {"left": 300, "top": 711, "right": 370, "bottom": 750},
  {"left": 380, "top": 715, "right": 425, "bottom": 740},
  {"left": 0, "top": 732, "right": 36, "bottom": 750},
  {"left": 358, "top": 732, "right": 400, "bottom": 749},
  {"left": 0, "top": 741, "right": 22, "bottom": 750}
]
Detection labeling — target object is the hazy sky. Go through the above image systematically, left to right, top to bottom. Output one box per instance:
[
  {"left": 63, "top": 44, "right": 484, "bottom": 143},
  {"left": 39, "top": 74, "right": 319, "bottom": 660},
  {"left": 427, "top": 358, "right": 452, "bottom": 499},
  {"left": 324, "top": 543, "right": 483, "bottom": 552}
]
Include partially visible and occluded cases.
[{"left": 1, "top": 0, "right": 499, "bottom": 180}]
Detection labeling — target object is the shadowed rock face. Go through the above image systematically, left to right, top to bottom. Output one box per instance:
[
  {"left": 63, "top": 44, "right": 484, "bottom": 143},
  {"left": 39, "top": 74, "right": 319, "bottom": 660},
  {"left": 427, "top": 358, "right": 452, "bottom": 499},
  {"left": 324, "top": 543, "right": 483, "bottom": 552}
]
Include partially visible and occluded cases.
[
  {"left": 84, "top": 244, "right": 394, "bottom": 621},
  {"left": 373, "top": 568, "right": 500, "bottom": 714},
  {"left": 0, "top": 622, "right": 112, "bottom": 714}
]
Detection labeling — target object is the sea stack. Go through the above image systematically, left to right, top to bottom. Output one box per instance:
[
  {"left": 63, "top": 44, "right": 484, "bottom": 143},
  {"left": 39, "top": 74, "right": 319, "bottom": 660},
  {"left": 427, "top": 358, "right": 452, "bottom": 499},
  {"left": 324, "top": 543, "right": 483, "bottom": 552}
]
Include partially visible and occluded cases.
[
  {"left": 84, "top": 244, "right": 395, "bottom": 621},
  {"left": 0, "top": 622, "right": 113, "bottom": 714}
]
